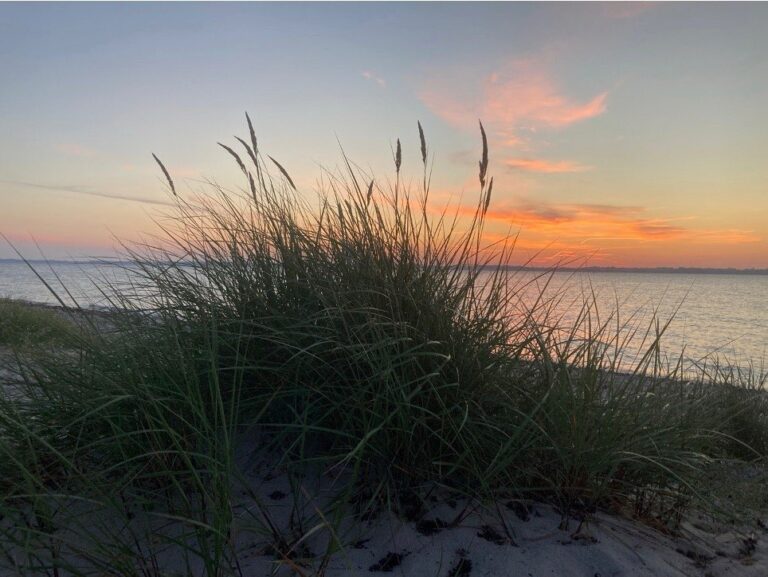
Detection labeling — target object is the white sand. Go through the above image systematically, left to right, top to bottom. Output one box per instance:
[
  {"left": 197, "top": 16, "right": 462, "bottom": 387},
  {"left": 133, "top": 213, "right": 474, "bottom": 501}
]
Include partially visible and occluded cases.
[{"left": 219, "top": 454, "right": 767, "bottom": 577}]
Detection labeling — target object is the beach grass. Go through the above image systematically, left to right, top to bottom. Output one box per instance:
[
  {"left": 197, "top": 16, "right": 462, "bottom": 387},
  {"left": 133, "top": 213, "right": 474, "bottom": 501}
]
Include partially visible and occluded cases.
[
  {"left": 0, "top": 118, "right": 766, "bottom": 575},
  {"left": 0, "top": 298, "right": 76, "bottom": 348}
]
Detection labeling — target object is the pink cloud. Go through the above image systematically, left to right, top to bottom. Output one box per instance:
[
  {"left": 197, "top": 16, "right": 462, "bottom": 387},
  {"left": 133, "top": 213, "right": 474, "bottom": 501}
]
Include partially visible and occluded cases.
[
  {"left": 419, "top": 57, "right": 605, "bottom": 174},
  {"left": 420, "top": 58, "right": 607, "bottom": 132},
  {"left": 482, "top": 64, "right": 607, "bottom": 130},
  {"left": 505, "top": 158, "right": 590, "bottom": 173},
  {"left": 1, "top": 230, "right": 110, "bottom": 249}
]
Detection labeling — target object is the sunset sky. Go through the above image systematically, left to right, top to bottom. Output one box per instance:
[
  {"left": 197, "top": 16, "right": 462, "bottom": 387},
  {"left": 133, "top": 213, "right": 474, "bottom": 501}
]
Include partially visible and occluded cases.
[{"left": 1, "top": 2, "right": 767, "bottom": 267}]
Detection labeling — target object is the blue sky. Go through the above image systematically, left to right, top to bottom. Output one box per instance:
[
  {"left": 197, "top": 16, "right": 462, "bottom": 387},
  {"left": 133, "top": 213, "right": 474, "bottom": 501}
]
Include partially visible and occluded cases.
[{"left": 1, "top": 2, "right": 767, "bottom": 267}]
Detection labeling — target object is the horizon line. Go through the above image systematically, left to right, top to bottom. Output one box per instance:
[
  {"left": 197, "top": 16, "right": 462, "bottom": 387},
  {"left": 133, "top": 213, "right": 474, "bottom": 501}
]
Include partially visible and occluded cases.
[{"left": 1, "top": 258, "right": 766, "bottom": 275}]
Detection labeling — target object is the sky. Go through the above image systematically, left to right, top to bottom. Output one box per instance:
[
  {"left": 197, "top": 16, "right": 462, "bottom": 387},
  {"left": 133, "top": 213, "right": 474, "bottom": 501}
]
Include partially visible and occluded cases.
[{"left": 1, "top": 2, "right": 767, "bottom": 268}]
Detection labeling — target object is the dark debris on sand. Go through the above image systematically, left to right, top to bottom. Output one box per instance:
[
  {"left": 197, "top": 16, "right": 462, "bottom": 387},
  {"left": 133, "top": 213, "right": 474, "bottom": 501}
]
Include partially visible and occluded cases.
[
  {"left": 398, "top": 490, "right": 424, "bottom": 522},
  {"left": 506, "top": 500, "right": 533, "bottom": 522},
  {"left": 416, "top": 517, "right": 449, "bottom": 536},
  {"left": 477, "top": 524, "right": 507, "bottom": 545},
  {"left": 446, "top": 549, "right": 473, "bottom": 577},
  {"left": 369, "top": 551, "right": 410, "bottom": 572}
]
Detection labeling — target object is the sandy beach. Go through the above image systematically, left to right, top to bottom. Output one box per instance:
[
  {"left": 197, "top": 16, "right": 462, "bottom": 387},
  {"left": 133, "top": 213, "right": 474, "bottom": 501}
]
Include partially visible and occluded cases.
[{"left": 1, "top": 415, "right": 766, "bottom": 576}]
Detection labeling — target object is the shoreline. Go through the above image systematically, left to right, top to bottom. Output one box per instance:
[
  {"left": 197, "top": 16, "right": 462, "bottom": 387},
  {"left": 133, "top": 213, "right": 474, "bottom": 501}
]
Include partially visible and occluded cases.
[{"left": 5, "top": 298, "right": 764, "bottom": 384}]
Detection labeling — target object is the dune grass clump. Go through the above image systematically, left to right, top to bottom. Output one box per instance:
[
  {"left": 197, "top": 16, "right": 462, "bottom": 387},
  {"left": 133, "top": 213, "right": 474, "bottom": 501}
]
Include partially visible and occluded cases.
[
  {"left": 0, "top": 116, "right": 766, "bottom": 574},
  {"left": 123, "top": 121, "right": 526, "bottom": 495},
  {"left": 0, "top": 298, "right": 75, "bottom": 347}
]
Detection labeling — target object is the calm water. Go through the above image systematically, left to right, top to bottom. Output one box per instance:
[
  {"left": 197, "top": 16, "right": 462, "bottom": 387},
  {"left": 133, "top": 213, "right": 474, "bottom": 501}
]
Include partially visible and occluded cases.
[
  {"left": 1, "top": 261, "right": 766, "bottom": 371},
  {"left": 501, "top": 269, "right": 767, "bottom": 372}
]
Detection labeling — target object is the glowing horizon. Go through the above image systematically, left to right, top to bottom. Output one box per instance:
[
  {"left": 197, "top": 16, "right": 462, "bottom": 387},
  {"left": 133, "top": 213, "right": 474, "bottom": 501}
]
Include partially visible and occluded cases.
[{"left": 1, "top": 2, "right": 766, "bottom": 268}]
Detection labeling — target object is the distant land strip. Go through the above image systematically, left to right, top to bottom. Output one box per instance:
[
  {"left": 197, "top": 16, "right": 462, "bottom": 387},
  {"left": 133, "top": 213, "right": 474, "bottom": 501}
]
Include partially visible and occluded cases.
[
  {"left": 1, "top": 259, "right": 767, "bottom": 275},
  {"left": 499, "top": 265, "right": 768, "bottom": 275}
]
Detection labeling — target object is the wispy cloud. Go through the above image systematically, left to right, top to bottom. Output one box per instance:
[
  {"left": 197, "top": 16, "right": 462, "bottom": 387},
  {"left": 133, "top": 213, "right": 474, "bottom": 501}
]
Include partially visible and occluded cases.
[
  {"left": 362, "top": 70, "right": 386, "bottom": 88},
  {"left": 56, "top": 142, "right": 99, "bottom": 158},
  {"left": 505, "top": 158, "right": 590, "bottom": 173},
  {"left": 120, "top": 162, "right": 201, "bottom": 179},
  {"left": 0, "top": 179, "right": 174, "bottom": 207}
]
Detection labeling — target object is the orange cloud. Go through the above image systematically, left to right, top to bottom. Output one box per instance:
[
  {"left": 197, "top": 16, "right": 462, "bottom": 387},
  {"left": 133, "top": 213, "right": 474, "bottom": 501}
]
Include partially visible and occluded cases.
[
  {"left": 505, "top": 158, "right": 590, "bottom": 173},
  {"left": 452, "top": 201, "right": 760, "bottom": 248}
]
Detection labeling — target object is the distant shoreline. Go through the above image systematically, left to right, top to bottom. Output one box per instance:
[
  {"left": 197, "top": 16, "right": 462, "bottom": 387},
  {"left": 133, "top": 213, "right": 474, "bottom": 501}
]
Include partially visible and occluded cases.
[{"left": 2, "top": 258, "right": 767, "bottom": 276}]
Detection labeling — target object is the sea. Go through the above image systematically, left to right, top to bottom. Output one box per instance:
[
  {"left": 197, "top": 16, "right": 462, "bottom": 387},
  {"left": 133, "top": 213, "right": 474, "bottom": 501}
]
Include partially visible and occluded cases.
[{"left": 1, "top": 260, "right": 766, "bottom": 375}]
